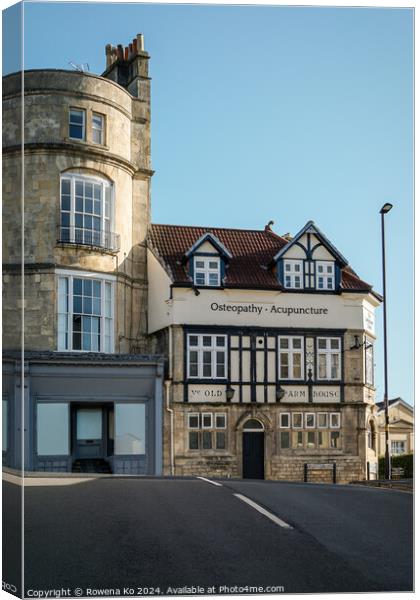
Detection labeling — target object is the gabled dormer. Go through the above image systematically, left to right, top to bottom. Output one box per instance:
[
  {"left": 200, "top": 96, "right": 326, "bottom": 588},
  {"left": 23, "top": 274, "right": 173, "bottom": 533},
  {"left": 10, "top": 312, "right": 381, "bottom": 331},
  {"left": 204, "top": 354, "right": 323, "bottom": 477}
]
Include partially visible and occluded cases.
[
  {"left": 273, "top": 221, "right": 348, "bottom": 293},
  {"left": 184, "top": 232, "right": 232, "bottom": 288}
]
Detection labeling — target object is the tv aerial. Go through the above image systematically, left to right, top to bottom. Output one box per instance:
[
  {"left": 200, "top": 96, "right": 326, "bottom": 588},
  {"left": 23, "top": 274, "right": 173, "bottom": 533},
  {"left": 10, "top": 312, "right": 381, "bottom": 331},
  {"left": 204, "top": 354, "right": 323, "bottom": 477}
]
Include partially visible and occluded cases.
[{"left": 68, "top": 61, "right": 90, "bottom": 72}]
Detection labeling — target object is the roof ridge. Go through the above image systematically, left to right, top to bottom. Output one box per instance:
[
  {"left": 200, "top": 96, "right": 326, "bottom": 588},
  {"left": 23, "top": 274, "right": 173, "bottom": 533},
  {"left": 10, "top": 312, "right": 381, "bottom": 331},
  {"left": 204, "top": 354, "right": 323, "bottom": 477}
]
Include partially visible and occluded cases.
[{"left": 150, "top": 223, "right": 276, "bottom": 234}]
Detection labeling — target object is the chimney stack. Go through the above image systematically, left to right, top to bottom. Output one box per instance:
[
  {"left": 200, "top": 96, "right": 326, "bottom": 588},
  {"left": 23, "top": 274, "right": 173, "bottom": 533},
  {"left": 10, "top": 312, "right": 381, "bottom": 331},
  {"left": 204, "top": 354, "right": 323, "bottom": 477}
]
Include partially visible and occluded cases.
[{"left": 102, "top": 33, "right": 150, "bottom": 98}]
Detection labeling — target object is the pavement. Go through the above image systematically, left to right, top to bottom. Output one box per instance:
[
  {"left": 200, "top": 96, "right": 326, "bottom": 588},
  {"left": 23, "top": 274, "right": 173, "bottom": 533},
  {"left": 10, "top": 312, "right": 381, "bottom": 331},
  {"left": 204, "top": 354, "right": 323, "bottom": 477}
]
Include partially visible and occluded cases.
[{"left": 2, "top": 476, "right": 413, "bottom": 596}]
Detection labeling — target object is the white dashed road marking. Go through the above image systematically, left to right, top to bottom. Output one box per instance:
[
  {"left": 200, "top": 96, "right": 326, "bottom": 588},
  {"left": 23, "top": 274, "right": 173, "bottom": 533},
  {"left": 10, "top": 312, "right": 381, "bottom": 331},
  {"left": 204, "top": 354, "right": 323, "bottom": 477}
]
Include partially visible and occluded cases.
[
  {"left": 196, "top": 476, "right": 223, "bottom": 487},
  {"left": 234, "top": 493, "right": 293, "bottom": 529}
]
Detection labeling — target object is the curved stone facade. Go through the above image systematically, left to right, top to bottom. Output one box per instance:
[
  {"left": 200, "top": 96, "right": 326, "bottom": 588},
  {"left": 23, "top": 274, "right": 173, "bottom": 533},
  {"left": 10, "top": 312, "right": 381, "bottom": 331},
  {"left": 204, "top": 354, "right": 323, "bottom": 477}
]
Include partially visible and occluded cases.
[{"left": 3, "top": 61, "right": 152, "bottom": 353}]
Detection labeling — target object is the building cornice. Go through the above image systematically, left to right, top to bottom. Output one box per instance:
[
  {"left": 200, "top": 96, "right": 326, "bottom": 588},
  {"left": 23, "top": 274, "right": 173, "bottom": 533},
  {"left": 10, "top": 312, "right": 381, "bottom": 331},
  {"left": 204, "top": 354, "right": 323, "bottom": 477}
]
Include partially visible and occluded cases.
[{"left": 2, "top": 142, "right": 154, "bottom": 178}]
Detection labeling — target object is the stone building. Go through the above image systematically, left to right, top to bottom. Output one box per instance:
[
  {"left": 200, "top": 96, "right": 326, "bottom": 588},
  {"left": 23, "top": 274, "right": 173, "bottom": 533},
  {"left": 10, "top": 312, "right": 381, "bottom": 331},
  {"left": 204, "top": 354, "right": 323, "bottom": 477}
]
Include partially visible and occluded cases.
[
  {"left": 2, "top": 35, "right": 163, "bottom": 474},
  {"left": 147, "top": 220, "right": 382, "bottom": 483},
  {"left": 376, "top": 398, "right": 414, "bottom": 457}
]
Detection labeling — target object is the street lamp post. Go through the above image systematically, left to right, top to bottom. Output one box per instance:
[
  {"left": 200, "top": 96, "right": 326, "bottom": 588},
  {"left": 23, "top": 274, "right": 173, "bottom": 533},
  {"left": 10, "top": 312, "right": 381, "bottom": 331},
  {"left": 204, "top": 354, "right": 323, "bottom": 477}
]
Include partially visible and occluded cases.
[{"left": 380, "top": 202, "right": 393, "bottom": 480}]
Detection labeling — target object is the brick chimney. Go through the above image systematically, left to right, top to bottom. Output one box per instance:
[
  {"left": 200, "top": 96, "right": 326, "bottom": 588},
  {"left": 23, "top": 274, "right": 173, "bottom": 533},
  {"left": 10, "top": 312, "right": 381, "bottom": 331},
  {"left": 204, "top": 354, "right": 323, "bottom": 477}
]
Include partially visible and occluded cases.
[{"left": 102, "top": 33, "right": 149, "bottom": 99}]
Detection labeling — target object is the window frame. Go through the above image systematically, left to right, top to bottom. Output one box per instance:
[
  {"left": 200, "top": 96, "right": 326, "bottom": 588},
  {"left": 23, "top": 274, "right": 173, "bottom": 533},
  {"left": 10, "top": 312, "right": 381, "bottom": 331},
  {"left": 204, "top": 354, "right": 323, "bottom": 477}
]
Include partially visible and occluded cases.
[
  {"left": 69, "top": 107, "right": 86, "bottom": 141},
  {"left": 92, "top": 112, "right": 105, "bottom": 145},
  {"left": 60, "top": 172, "right": 114, "bottom": 250},
  {"left": 193, "top": 256, "right": 221, "bottom": 287},
  {"left": 283, "top": 259, "right": 304, "bottom": 289},
  {"left": 315, "top": 260, "right": 335, "bottom": 291},
  {"left": 56, "top": 269, "right": 115, "bottom": 353},
  {"left": 187, "top": 334, "right": 228, "bottom": 380},
  {"left": 278, "top": 336, "right": 304, "bottom": 380},
  {"left": 316, "top": 337, "right": 341, "bottom": 380},
  {"left": 187, "top": 411, "right": 227, "bottom": 451},
  {"left": 292, "top": 412, "right": 303, "bottom": 429},
  {"left": 188, "top": 413, "right": 200, "bottom": 429},
  {"left": 202, "top": 413, "right": 213, "bottom": 429},
  {"left": 215, "top": 413, "right": 227, "bottom": 429},
  {"left": 279, "top": 413, "right": 291, "bottom": 429},
  {"left": 305, "top": 413, "right": 316, "bottom": 429},
  {"left": 391, "top": 440, "right": 406, "bottom": 455}
]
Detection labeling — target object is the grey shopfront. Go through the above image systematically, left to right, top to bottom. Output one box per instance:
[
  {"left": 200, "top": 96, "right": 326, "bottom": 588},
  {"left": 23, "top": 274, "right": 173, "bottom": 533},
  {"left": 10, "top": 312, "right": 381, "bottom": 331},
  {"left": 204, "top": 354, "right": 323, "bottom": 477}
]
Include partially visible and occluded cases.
[{"left": 3, "top": 352, "right": 164, "bottom": 475}]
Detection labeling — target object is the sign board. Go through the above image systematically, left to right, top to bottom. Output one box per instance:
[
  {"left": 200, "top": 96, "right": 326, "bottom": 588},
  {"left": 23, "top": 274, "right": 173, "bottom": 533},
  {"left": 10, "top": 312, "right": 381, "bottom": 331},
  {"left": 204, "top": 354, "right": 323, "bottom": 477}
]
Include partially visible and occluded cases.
[
  {"left": 188, "top": 385, "right": 226, "bottom": 402},
  {"left": 282, "top": 385, "right": 341, "bottom": 403}
]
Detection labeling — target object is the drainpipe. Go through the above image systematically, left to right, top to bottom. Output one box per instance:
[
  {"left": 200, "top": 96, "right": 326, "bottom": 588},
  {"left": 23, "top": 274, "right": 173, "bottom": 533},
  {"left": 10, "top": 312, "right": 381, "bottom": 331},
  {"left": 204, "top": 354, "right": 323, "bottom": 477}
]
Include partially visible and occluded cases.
[{"left": 164, "top": 380, "right": 174, "bottom": 476}]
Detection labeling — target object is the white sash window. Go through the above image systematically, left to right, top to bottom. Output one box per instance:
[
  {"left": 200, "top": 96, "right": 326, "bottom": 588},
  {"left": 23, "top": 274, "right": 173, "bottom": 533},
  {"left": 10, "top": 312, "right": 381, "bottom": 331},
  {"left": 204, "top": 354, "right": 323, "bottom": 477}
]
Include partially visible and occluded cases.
[
  {"left": 187, "top": 334, "right": 227, "bottom": 379},
  {"left": 279, "top": 336, "right": 304, "bottom": 380},
  {"left": 317, "top": 337, "right": 341, "bottom": 380}
]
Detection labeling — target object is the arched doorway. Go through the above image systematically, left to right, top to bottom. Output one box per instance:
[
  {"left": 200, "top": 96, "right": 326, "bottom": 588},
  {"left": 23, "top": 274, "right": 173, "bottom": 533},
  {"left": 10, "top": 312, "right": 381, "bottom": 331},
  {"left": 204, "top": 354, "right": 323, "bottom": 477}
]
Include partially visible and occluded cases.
[{"left": 242, "top": 419, "right": 265, "bottom": 479}]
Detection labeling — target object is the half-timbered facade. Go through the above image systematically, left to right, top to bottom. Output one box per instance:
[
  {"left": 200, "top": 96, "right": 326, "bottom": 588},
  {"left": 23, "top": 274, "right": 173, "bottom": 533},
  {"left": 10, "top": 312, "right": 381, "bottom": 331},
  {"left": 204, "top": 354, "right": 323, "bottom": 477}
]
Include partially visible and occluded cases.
[{"left": 147, "top": 220, "right": 381, "bottom": 483}]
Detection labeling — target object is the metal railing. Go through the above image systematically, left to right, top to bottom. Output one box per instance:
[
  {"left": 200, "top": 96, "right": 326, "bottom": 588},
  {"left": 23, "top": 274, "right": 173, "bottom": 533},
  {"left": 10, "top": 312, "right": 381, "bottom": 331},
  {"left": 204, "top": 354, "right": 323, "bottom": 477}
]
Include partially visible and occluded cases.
[{"left": 57, "top": 227, "right": 121, "bottom": 252}]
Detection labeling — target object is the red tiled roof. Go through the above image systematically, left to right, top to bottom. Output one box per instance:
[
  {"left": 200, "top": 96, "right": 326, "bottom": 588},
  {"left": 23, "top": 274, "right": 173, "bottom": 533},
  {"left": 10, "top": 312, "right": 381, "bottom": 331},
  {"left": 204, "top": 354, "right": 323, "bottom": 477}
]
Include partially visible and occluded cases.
[{"left": 148, "top": 223, "right": 375, "bottom": 294}]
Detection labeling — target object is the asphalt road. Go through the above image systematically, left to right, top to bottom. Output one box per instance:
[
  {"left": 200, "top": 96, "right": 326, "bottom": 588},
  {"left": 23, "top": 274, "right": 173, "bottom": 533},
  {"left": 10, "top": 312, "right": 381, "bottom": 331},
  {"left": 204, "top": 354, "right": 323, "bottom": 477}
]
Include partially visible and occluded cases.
[{"left": 2, "top": 477, "right": 413, "bottom": 596}]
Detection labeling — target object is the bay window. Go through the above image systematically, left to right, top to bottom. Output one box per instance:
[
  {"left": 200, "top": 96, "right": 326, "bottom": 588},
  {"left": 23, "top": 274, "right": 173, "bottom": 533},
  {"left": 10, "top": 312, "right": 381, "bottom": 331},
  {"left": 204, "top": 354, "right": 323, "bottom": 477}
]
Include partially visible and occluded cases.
[
  {"left": 60, "top": 173, "right": 117, "bottom": 251},
  {"left": 57, "top": 271, "right": 114, "bottom": 352},
  {"left": 187, "top": 334, "right": 227, "bottom": 379},
  {"left": 279, "top": 336, "right": 304, "bottom": 380},
  {"left": 317, "top": 337, "right": 341, "bottom": 380}
]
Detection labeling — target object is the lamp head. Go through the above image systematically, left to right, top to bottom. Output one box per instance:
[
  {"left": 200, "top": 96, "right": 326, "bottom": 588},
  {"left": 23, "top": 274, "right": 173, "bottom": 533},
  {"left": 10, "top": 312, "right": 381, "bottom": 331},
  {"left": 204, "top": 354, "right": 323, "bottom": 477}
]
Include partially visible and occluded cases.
[
  {"left": 380, "top": 203, "right": 393, "bottom": 214},
  {"left": 225, "top": 385, "right": 235, "bottom": 402}
]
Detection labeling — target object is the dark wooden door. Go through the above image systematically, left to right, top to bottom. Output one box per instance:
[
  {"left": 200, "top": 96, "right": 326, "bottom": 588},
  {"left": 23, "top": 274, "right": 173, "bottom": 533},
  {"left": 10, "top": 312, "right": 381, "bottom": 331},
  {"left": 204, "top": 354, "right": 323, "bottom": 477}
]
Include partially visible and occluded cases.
[{"left": 242, "top": 432, "right": 265, "bottom": 479}]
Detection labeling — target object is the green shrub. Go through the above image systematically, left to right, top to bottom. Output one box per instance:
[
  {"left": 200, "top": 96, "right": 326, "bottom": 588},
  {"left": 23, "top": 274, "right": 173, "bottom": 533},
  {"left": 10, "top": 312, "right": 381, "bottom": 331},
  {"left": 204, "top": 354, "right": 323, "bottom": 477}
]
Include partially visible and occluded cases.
[{"left": 378, "top": 453, "right": 413, "bottom": 479}]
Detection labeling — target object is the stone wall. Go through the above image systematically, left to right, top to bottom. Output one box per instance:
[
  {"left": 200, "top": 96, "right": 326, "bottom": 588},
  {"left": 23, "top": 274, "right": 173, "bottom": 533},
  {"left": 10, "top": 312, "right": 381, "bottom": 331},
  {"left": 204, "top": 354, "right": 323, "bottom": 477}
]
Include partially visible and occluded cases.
[{"left": 2, "top": 66, "right": 151, "bottom": 353}]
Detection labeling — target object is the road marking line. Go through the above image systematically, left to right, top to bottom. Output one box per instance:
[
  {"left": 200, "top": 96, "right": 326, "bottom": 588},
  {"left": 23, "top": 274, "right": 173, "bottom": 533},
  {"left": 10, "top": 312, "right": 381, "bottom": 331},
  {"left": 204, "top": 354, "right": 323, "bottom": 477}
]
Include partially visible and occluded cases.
[
  {"left": 196, "top": 476, "right": 223, "bottom": 487},
  {"left": 234, "top": 493, "right": 293, "bottom": 529}
]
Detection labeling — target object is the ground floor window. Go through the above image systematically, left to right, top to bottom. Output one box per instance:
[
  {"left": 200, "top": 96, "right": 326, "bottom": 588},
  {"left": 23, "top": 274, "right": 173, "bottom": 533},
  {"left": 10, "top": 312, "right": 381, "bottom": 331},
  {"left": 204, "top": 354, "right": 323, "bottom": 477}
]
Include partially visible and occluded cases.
[
  {"left": 37, "top": 403, "right": 69, "bottom": 455},
  {"left": 115, "top": 403, "right": 146, "bottom": 455},
  {"left": 187, "top": 411, "right": 227, "bottom": 450},
  {"left": 280, "top": 411, "right": 342, "bottom": 450}
]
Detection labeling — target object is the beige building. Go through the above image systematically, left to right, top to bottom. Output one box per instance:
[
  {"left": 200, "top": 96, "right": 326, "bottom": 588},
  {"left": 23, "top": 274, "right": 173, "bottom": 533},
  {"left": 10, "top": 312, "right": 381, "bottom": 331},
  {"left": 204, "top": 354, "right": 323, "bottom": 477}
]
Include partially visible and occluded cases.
[
  {"left": 2, "top": 35, "right": 163, "bottom": 475},
  {"left": 147, "top": 220, "right": 382, "bottom": 483},
  {"left": 376, "top": 398, "right": 414, "bottom": 457}
]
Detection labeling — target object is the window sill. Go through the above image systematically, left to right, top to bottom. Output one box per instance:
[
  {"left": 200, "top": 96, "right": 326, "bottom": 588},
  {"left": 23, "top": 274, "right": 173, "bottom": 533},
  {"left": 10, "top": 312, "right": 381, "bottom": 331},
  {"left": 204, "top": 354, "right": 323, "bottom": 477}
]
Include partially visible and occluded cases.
[
  {"left": 66, "top": 137, "right": 110, "bottom": 151},
  {"left": 56, "top": 240, "right": 119, "bottom": 255}
]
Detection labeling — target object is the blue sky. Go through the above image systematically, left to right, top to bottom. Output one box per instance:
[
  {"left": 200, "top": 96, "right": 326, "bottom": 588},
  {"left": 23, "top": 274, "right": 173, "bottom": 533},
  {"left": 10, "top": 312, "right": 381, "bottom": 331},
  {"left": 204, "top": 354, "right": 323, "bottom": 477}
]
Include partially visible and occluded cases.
[{"left": 3, "top": 1, "right": 414, "bottom": 404}]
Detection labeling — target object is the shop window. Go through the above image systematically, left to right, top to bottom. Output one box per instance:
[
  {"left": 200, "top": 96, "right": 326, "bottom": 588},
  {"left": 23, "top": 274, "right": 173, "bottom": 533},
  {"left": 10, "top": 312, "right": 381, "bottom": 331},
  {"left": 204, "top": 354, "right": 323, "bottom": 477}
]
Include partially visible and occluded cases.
[
  {"left": 69, "top": 108, "right": 85, "bottom": 140},
  {"left": 92, "top": 112, "right": 105, "bottom": 145},
  {"left": 60, "top": 173, "right": 116, "bottom": 251},
  {"left": 193, "top": 256, "right": 221, "bottom": 287},
  {"left": 283, "top": 259, "right": 303, "bottom": 289},
  {"left": 316, "top": 261, "right": 335, "bottom": 290},
  {"left": 57, "top": 271, "right": 114, "bottom": 352},
  {"left": 187, "top": 334, "right": 227, "bottom": 379},
  {"left": 279, "top": 336, "right": 304, "bottom": 380},
  {"left": 317, "top": 337, "right": 341, "bottom": 380},
  {"left": 37, "top": 403, "right": 69, "bottom": 456},
  {"left": 115, "top": 403, "right": 146, "bottom": 455},
  {"left": 187, "top": 412, "right": 227, "bottom": 451}
]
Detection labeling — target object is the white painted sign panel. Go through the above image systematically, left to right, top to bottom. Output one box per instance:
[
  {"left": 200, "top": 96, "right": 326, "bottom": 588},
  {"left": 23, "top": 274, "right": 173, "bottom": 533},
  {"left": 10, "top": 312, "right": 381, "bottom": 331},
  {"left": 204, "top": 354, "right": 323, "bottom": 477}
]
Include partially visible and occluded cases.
[
  {"left": 188, "top": 385, "right": 226, "bottom": 402},
  {"left": 313, "top": 386, "right": 341, "bottom": 403}
]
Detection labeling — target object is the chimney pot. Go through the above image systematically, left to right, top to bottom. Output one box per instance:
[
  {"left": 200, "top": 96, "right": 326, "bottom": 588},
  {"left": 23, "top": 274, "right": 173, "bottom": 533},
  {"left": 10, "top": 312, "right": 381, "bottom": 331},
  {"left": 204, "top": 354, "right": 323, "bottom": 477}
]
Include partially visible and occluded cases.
[
  {"left": 137, "top": 33, "right": 144, "bottom": 52},
  {"left": 117, "top": 44, "right": 124, "bottom": 60},
  {"left": 124, "top": 46, "right": 129, "bottom": 61}
]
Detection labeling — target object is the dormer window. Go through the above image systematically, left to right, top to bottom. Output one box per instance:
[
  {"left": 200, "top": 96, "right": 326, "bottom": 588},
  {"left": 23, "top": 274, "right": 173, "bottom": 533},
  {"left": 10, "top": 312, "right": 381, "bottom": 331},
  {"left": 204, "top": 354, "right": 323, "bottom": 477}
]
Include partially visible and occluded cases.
[
  {"left": 194, "top": 256, "right": 221, "bottom": 287},
  {"left": 284, "top": 260, "right": 303, "bottom": 289},
  {"left": 316, "top": 261, "right": 335, "bottom": 290}
]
